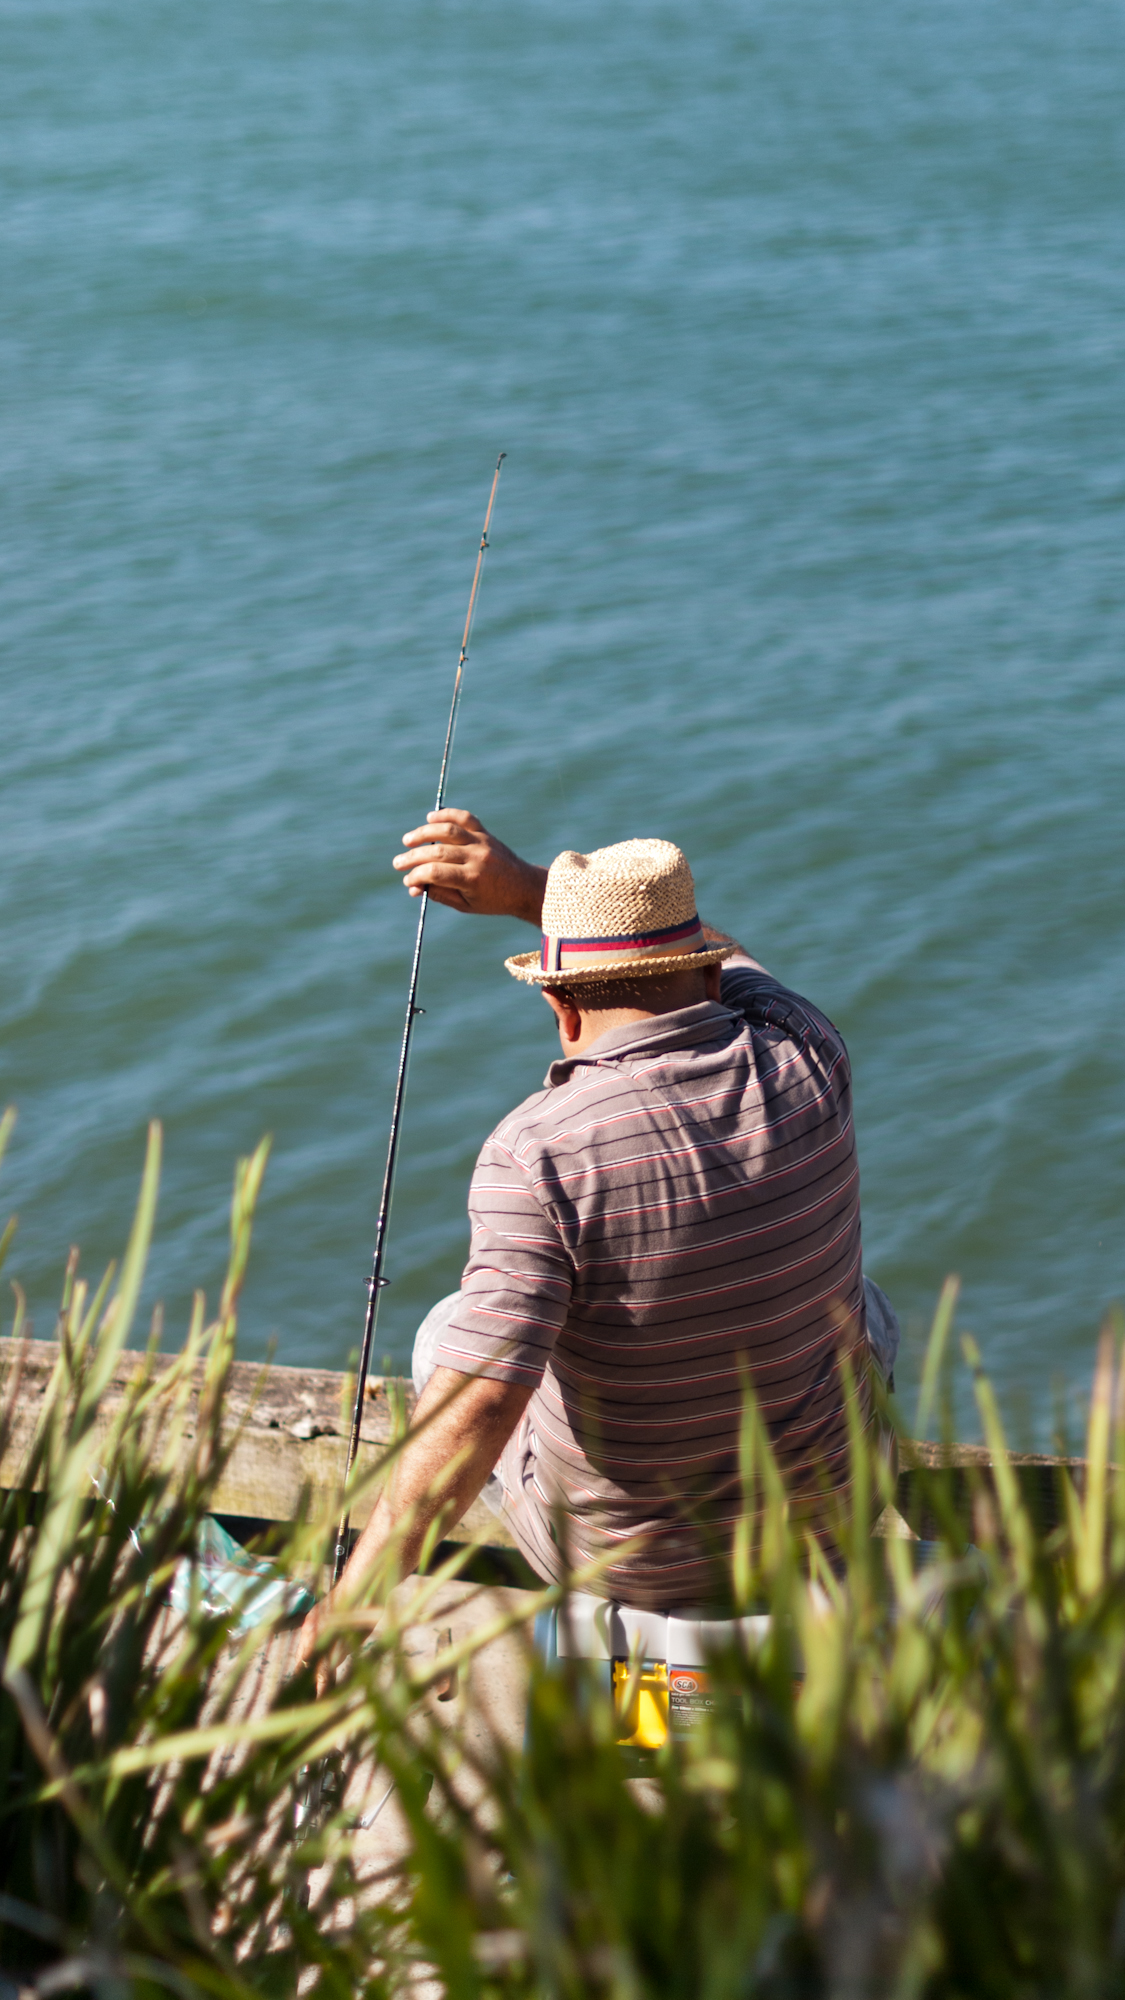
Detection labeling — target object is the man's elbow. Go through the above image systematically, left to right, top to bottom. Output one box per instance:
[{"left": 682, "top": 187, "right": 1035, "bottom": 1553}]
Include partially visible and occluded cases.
[{"left": 420, "top": 1364, "right": 533, "bottom": 1438}]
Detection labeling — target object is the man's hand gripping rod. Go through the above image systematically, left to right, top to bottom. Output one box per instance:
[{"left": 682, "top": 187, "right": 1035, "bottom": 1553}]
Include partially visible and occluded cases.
[{"left": 332, "top": 453, "right": 506, "bottom": 1587}]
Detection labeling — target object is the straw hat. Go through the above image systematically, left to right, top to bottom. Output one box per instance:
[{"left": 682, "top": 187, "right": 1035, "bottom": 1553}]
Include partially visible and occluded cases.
[{"left": 505, "top": 838, "right": 735, "bottom": 986}]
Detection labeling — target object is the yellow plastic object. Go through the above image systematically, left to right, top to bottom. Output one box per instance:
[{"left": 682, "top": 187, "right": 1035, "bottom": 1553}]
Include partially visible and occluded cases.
[{"left": 612, "top": 1658, "right": 669, "bottom": 1750}]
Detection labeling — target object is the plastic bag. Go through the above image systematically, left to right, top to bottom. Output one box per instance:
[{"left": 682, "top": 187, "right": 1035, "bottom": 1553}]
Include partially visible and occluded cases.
[{"left": 169, "top": 1515, "right": 316, "bottom": 1635}]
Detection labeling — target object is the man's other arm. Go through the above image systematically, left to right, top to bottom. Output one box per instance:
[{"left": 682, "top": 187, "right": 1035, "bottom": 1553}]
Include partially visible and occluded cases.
[{"left": 293, "top": 1366, "right": 531, "bottom": 1673}]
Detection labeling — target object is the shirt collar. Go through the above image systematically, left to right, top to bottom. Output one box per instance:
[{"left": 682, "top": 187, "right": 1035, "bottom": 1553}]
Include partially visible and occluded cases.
[{"left": 545, "top": 999, "right": 741, "bottom": 1086}]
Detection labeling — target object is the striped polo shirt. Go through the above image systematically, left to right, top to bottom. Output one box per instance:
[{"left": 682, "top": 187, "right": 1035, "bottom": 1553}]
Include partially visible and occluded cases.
[{"left": 436, "top": 957, "right": 870, "bottom": 1611}]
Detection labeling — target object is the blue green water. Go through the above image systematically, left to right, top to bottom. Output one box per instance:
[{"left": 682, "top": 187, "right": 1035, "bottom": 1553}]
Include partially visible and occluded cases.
[{"left": 2, "top": 0, "right": 1123, "bottom": 1439}]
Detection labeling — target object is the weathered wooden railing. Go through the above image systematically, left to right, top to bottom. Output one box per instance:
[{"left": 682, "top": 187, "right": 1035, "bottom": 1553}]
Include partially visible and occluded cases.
[
  {"left": 0, "top": 1338, "right": 1086, "bottom": 1550},
  {"left": 0, "top": 1338, "right": 513, "bottom": 1550}
]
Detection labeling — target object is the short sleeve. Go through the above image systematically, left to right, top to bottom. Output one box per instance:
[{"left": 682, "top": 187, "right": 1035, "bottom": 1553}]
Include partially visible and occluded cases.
[
  {"left": 720, "top": 961, "right": 782, "bottom": 1021},
  {"left": 721, "top": 961, "right": 849, "bottom": 1063},
  {"left": 435, "top": 1133, "right": 575, "bottom": 1386}
]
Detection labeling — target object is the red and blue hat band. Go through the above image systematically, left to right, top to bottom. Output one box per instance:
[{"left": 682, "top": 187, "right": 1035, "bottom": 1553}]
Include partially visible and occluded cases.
[{"left": 539, "top": 913, "right": 704, "bottom": 974}]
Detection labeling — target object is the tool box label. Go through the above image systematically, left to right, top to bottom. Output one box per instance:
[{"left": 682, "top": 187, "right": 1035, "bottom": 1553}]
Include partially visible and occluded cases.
[{"left": 668, "top": 1667, "right": 714, "bottom": 1729}]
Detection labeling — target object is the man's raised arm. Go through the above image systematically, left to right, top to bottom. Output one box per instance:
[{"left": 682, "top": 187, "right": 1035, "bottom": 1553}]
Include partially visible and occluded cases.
[{"left": 392, "top": 811, "right": 758, "bottom": 959}]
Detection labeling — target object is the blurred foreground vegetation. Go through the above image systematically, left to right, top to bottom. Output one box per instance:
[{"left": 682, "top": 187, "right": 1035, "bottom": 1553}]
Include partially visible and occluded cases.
[{"left": 1, "top": 1109, "right": 1125, "bottom": 1999}]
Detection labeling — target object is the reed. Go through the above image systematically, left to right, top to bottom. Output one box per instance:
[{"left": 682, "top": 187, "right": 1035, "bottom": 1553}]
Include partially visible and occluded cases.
[{"left": 2, "top": 1113, "right": 1124, "bottom": 1998}]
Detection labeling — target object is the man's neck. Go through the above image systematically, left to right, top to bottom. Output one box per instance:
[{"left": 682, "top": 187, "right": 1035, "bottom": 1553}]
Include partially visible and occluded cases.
[{"left": 565, "top": 1006, "right": 661, "bottom": 1056}]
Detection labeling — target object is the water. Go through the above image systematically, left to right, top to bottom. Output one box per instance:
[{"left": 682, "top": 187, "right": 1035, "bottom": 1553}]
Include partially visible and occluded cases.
[{"left": 2, "top": 0, "right": 1123, "bottom": 1442}]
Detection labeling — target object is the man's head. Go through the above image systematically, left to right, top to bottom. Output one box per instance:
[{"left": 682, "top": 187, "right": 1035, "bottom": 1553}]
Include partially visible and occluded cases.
[{"left": 504, "top": 837, "right": 732, "bottom": 1054}]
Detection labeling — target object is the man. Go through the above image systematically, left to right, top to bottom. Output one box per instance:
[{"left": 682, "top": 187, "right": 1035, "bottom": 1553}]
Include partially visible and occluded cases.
[{"left": 295, "top": 810, "right": 895, "bottom": 1667}]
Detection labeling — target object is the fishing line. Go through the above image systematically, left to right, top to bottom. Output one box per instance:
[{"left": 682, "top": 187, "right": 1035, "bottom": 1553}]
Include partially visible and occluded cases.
[
  {"left": 332, "top": 451, "right": 506, "bottom": 1587},
  {"left": 296, "top": 460, "right": 505, "bottom": 1882}
]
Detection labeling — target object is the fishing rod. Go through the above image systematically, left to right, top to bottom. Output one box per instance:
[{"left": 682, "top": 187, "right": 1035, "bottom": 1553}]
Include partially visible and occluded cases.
[{"left": 332, "top": 451, "right": 506, "bottom": 1586}]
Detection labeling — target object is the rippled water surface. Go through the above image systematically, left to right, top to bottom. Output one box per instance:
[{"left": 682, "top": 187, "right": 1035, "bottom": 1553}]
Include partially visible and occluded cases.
[{"left": 2, "top": 0, "right": 1123, "bottom": 1437}]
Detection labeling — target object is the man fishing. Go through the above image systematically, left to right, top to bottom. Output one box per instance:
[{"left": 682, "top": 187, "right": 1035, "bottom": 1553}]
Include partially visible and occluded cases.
[{"left": 295, "top": 808, "right": 897, "bottom": 1666}]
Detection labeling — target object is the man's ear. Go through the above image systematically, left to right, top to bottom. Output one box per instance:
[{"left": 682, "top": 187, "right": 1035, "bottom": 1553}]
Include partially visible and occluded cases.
[
  {"left": 703, "top": 963, "right": 723, "bottom": 1003},
  {"left": 541, "top": 988, "right": 583, "bottom": 1047}
]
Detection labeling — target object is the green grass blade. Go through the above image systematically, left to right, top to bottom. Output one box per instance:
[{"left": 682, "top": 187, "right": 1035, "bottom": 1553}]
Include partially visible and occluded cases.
[
  {"left": 81, "top": 1122, "right": 162, "bottom": 1414},
  {"left": 915, "top": 1275, "right": 960, "bottom": 1439},
  {"left": 1076, "top": 1327, "right": 1114, "bottom": 1597},
  {"left": 963, "top": 1332, "right": 1035, "bottom": 1586}
]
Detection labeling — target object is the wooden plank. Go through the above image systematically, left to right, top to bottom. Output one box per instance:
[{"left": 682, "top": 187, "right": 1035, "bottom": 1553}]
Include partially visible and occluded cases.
[
  {"left": 0, "top": 1339, "right": 514, "bottom": 1550},
  {"left": 896, "top": 1439, "right": 1093, "bottom": 1539},
  {"left": 902, "top": 1439, "right": 1084, "bottom": 1472}
]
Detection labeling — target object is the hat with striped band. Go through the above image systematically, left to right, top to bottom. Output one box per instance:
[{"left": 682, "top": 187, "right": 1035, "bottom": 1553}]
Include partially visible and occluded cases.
[{"left": 505, "top": 838, "right": 735, "bottom": 986}]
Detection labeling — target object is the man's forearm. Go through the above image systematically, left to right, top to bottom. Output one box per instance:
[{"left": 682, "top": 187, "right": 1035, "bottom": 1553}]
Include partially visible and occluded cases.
[
  {"left": 701, "top": 921, "right": 747, "bottom": 956},
  {"left": 702, "top": 921, "right": 769, "bottom": 975}
]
